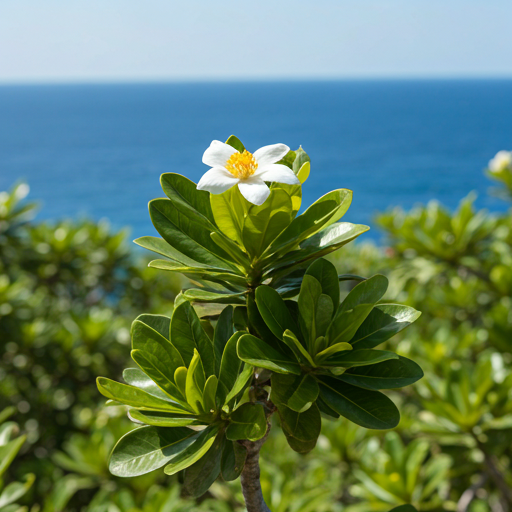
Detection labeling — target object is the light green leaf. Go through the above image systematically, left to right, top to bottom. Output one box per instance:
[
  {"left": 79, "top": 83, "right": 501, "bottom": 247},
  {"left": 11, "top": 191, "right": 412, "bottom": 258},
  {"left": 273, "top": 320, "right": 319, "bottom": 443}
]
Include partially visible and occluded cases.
[
  {"left": 225, "top": 134, "right": 245, "bottom": 153},
  {"left": 210, "top": 184, "right": 248, "bottom": 245},
  {"left": 181, "top": 288, "right": 246, "bottom": 305},
  {"left": 170, "top": 302, "right": 215, "bottom": 376},
  {"left": 282, "top": 329, "right": 315, "bottom": 367},
  {"left": 315, "top": 342, "right": 353, "bottom": 362},
  {"left": 186, "top": 350, "right": 206, "bottom": 413},
  {"left": 224, "top": 364, "right": 254, "bottom": 405},
  {"left": 202, "top": 375, "right": 218, "bottom": 413},
  {"left": 97, "top": 377, "right": 189, "bottom": 413},
  {"left": 128, "top": 410, "right": 201, "bottom": 427},
  {"left": 164, "top": 425, "right": 220, "bottom": 475},
  {"left": 0, "top": 435, "right": 26, "bottom": 478},
  {"left": 0, "top": 473, "right": 35, "bottom": 508}
]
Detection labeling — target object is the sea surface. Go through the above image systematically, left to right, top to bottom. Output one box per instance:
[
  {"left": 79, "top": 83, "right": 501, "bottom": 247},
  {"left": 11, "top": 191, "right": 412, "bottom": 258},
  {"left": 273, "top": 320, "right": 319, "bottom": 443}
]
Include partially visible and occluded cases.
[{"left": 1, "top": 80, "right": 511, "bottom": 243}]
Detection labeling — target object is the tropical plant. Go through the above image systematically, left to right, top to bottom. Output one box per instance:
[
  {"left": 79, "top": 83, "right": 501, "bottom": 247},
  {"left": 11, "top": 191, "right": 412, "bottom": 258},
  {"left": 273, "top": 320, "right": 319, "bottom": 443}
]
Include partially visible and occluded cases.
[{"left": 97, "top": 136, "right": 423, "bottom": 511}]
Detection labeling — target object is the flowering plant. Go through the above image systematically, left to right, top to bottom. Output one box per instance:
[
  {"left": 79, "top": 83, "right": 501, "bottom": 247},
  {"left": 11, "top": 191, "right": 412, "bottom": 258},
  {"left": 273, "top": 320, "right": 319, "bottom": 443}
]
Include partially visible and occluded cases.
[{"left": 97, "top": 136, "right": 422, "bottom": 512}]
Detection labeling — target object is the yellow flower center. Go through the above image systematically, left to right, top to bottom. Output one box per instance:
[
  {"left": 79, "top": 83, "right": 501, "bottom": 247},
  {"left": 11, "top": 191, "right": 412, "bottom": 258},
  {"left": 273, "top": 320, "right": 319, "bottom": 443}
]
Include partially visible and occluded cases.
[{"left": 226, "top": 150, "right": 258, "bottom": 180}]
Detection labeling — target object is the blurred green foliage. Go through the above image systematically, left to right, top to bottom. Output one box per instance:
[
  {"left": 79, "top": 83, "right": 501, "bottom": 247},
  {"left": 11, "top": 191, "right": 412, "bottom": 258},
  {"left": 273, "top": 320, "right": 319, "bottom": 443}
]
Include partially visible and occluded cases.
[{"left": 1, "top": 161, "right": 512, "bottom": 511}]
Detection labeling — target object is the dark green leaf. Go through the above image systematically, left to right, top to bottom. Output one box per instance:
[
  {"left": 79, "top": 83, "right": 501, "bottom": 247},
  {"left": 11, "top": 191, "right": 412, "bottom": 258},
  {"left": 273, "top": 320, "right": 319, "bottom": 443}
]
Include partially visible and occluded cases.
[
  {"left": 225, "top": 135, "right": 245, "bottom": 153},
  {"left": 305, "top": 258, "right": 340, "bottom": 308},
  {"left": 339, "top": 274, "right": 388, "bottom": 315},
  {"left": 255, "top": 285, "right": 300, "bottom": 340},
  {"left": 181, "top": 289, "right": 246, "bottom": 305},
  {"left": 326, "top": 303, "right": 374, "bottom": 346},
  {"left": 351, "top": 304, "right": 421, "bottom": 349},
  {"left": 213, "top": 306, "right": 234, "bottom": 376},
  {"left": 217, "top": 332, "right": 244, "bottom": 405},
  {"left": 237, "top": 334, "right": 301, "bottom": 375},
  {"left": 324, "top": 349, "right": 398, "bottom": 368},
  {"left": 337, "top": 356, "right": 423, "bottom": 390},
  {"left": 224, "top": 364, "right": 254, "bottom": 405},
  {"left": 271, "top": 373, "right": 319, "bottom": 413},
  {"left": 318, "top": 376, "right": 400, "bottom": 429},
  {"left": 226, "top": 403, "right": 267, "bottom": 442},
  {"left": 277, "top": 403, "right": 321, "bottom": 454},
  {"left": 109, "top": 426, "right": 198, "bottom": 477},
  {"left": 182, "top": 435, "right": 224, "bottom": 498},
  {"left": 221, "top": 441, "right": 247, "bottom": 481}
]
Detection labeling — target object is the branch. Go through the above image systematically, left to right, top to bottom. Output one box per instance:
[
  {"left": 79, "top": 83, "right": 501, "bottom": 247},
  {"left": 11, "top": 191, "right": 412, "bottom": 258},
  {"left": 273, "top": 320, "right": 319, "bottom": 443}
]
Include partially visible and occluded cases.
[{"left": 240, "top": 422, "right": 272, "bottom": 512}]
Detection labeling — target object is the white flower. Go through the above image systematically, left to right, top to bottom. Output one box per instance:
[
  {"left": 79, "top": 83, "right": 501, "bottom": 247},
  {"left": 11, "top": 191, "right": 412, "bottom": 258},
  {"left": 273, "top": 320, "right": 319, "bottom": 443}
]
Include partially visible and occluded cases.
[
  {"left": 197, "top": 141, "right": 300, "bottom": 205},
  {"left": 488, "top": 150, "right": 512, "bottom": 174}
]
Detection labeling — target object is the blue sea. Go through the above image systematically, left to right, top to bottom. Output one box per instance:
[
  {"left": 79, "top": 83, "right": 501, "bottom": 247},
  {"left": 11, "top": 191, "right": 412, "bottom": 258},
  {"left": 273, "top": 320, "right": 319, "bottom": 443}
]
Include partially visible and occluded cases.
[{"left": 1, "top": 80, "right": 511, "bottom": 243}]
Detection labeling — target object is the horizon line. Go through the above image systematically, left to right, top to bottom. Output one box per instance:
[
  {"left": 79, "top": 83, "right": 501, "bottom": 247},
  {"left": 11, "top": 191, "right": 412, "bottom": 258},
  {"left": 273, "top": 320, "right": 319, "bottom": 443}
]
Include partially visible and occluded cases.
[{"left": 2, "top": 75, "right": 512, "bottom": 86}]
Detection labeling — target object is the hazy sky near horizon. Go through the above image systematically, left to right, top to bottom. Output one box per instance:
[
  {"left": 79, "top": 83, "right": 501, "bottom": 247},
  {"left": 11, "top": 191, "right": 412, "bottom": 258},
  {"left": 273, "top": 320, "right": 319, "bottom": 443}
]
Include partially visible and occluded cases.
[{"left": 1, "top": 0, "right": 511, "bottom": 83}]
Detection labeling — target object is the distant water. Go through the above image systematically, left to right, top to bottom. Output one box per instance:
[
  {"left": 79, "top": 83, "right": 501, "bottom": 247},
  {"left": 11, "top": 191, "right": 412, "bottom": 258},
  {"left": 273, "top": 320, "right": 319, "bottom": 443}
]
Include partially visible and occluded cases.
[{"left": 1, "top": 80, "right": 511, "bottom": 243}]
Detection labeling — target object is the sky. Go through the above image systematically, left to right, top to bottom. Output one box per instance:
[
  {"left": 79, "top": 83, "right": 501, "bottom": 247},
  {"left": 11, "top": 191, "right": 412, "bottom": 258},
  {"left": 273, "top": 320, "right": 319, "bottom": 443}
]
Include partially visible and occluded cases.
[{"left": 0, "top": 0, "right": 511, "bottom": 83}]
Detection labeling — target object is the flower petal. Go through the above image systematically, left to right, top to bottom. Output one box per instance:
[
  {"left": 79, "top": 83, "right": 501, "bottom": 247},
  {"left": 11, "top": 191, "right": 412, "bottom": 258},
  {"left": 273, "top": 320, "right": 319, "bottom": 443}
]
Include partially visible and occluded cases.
[
  {"left": 202, "top": 140, "right": 238, "bottom": 168},
  {"left": 253, "top": 143, "right": 290, "bottom": 166},
  {"left": 255, "top": 164, "right": 300, "bottom": 185},
  {"left": 197, "top": 167, "right": 239, "bottom": 194},
  {"left": 238, "top": 178, "right": 270, "bottom": 206}
]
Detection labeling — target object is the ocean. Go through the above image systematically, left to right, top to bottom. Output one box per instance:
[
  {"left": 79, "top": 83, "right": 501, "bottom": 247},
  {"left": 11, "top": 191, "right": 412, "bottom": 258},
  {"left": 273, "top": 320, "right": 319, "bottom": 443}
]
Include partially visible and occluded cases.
[{"left": 1, "top": 80, "right": 511, "bottom": 243}]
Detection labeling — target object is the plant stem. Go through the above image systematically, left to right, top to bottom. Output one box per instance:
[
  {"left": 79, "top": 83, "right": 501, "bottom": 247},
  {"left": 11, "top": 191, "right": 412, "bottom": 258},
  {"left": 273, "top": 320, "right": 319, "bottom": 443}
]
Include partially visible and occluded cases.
[{"left": 240, "top": 424, "right": 271, "bottom": 512}]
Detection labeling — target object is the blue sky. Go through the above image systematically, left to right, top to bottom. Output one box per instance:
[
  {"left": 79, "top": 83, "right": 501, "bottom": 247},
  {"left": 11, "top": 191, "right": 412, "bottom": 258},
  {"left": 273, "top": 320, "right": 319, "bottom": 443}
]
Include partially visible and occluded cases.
[{"left": 0, "top": 0, "right": 511, "bottom": 82}]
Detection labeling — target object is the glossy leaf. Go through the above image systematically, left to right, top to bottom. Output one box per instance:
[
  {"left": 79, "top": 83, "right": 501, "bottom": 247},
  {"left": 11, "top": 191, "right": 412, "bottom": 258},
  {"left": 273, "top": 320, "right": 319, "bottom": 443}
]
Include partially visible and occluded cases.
[
  {"left": 210, "top": 186, "right": 248, "bottom": 245},
  {"left": 134, "top": 235, "right": 207, "bottom": 268},
  {"left": 304, "top": 257, "right": 340, "bottom": 308},
  {"left": 339, "top": 274, "right": 388, "bottom": 315},
  {"left": 255, "top": 285, "right": 300, "bottom": 340},
  {"left": 181, "top": 288, "right": 246, "bottom": 305},
  {"left": 170, "top": 302, "right": 215, "bottom": 376},
  {"left": 326, "top": 303, "right": 374, "bottom": 345},
  {"left": 351, "top": 304, "right": 421, "bottom": 349},
  {"left": 213, "top": 305, "right": 234, "bottom": 375},
  {"left": 282, "top": 329, "right": 315, "bottom": 366},
  {"left": 217, "top": 332, "right": 245, "bottom": 405},
  {"left": 237, "top": 334, "right": 301, "bottom": 375},
  {"left": 324, "top": 349, "right": 398, "bottom": 368},
  {"left": 186, "top": 350, "right": 206, "bottom": 413},
  {"left": 338, "top": 356, "right": 423, "bottom": 390},
  {"left": 224, "top": 364, "right": 254, "bottom": 405},
  {"left": 122, "top": 368, "right": 176, "bottom": 403},
  {"left": 202, "top": 375, "right": 218, "bottom": 412},
  {"left": 318, "top": 376, "right": 400, "bottom": 429},
  {"left": 97, "top": 377, "right": 190, "bottom": 413},
  {"left": 226, "top": 403, "right": 267, "bottom": 442},
  {"left": 128, "top": 410, "right": 201, "bottom": 427},
  {"left": 164, "top": 425, "right": 220, "bottom": 476},
  {"left": 109, "top": 426, "right": 198, "bottom": 477}
]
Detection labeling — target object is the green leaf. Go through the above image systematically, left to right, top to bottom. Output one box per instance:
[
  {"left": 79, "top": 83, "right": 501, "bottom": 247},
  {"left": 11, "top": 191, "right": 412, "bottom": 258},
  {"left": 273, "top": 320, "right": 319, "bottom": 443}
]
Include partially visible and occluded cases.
[
  {"left": 225, "top": 134, "right": 245, "bottom": 153},
  {"left": 292, "top": 146, "right": 310, "bottom": 175},
  {"left": 297, "top": 161, "right": 310, "bottom": 184},
  {"left": 210, "top": 186, "right": 249, "bottom": 246},
  {"left": 242, "top": 189, "right": 293, "bottom": 260},
  {"left": 265, "top": 189, "right": 353, "bottom": 257},
  {"left": 149, "top": 198, "right": 236, "bottom": 269},
  {"left": 134, "top": 236, "right": 208, "bottom": 268},
  {"left": 305, "top": 258, "right": 340, "bottom": 308},
  {"left": 339, "top": 274, "right": 388, "bottom": 315},
  {"left": 298, "top": 275, "right": 334, "bottom": 347},
  {"left": 255, "top": 285, "right": 300, "bottom": 340},
  {"left": 181, "top": 288, "right": 246, "bottom": 305},
  {"left": 170, "top": 302, "right": 215, "bottom": 375},
  {"left": 326, "top": 303, "right": 374, "bottom": 346},
  {"left": 351, "top": 304, "right": 421, "bottom": 349},
  {"left": 213, "top": 306, "right": 234, "bottom": 375},
  {"left": 282, "top": 329, "right": 315, "bottom": 367},
  {"left": 217, "top": 332, "right": 244, "bottom": 405},
  {"left": 237, "top": 334, "right": 301, "bottom": 375},
  {"left": 315, "top": 342, "right": 353, "bottom": 362},
  {"left": 323, "top": 349, "right": 398, "bottom": 368},
  {"left": 186, "top": 350, "right": 206, "bottom": 413},
  {"left": 337, "top": 356, "right": 423, "bottom": 390},
  {"left": 224, "top": 364, "right": 254, "bottom": 405},
  {"left": 123, "top": 367, "right": 178, "bottom": 403},
  {"left": 174, "top": 367, "right": 188, "bottom": 397},
  {"left": 271, "top": 373, "right": 319, "bottom": 413},
  {"left": 202, "top": 375, "right": 218, "bottom": 413},
  {"left": 318, "top": 376, "right": 400, "bottom": 429},
  {"left": 98, "top": 377, "right": 189, "bottom": 413},
  {"left": 226, "top": 403, "right": 267, "bottom": 441},
  {"left": 277, "top": 403, "right": 321, "bottom": 454},
  {"left": 128, "top": 410, "right": 201, "bottom": 427},
  {"left": 109, "top": 426, "right": 199, "bottom": 477},
  {"left": 164, "top": 426, "right": 220, "bottom": 476},
  {"left": 182, "top": 434, "right": 224, "bottom": 498},
  {"left": 0, "top": 435, "right": 26, "bottom": 478},
  {"left": 221, "top": 441, "right": 247, "bottom": 481},
  {"left": 0, "top": 473, "right": 35, "bottom": 508},
  {"left": 388, "top": 506, "right": 418, "bottom": 512}
]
